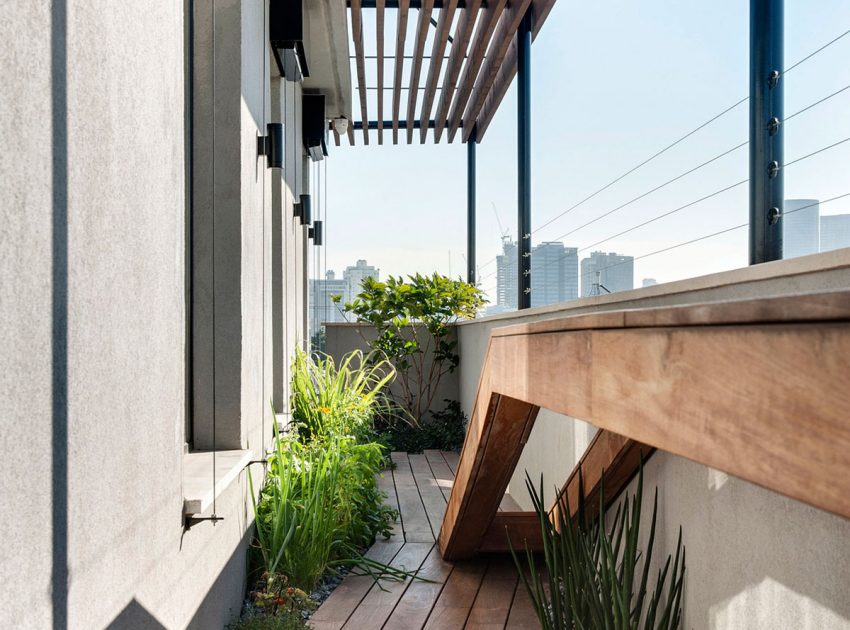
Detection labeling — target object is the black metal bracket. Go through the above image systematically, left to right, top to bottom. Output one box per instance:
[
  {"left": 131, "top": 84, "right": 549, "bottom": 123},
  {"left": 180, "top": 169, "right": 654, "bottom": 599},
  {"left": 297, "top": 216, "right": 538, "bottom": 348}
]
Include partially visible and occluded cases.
[{"left": 184, "top": 514, "right": 224, "bottom": 530}]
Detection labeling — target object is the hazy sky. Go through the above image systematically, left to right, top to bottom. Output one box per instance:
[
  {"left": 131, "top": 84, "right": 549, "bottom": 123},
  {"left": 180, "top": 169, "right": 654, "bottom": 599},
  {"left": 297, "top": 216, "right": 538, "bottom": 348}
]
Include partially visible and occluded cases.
[{"left": 315, "top": 1, "right": 850, "bottom": 304}]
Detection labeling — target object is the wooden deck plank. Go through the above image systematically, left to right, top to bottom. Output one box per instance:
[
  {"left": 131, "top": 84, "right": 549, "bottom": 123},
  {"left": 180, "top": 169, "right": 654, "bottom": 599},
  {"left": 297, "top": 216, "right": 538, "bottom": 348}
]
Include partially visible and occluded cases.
[
  {"left": 424, "top": 450, "right": 455, "bottom": 501},
  {"left": 441, "top": 450, "right": 460, "bottom": 474},
  {"left": 392, "top": 452, "right": 434, "bottom": 542},
  {"left": 409, "top": 453, "right": 449, "bottom": 538},
  {"left": 377, "top": 468, "right": 405, "bottom": 543},
  {"left": 309, "top": 541, "right": 404, "bottom": 628},
  {"left": 342, "top": 542, "right": 433, "bottom": 629},
  {"left": 383, "top": 544, "right": 454, "bottom": 630},
  {"left": 465, "top": 556, "right": 519, "bottom": 628},
  {"left": 422, "top": 559, "right": 488, "bottom": 629},
  {"left": 504, "top": 580, "right": 539, "bottom": 629}
]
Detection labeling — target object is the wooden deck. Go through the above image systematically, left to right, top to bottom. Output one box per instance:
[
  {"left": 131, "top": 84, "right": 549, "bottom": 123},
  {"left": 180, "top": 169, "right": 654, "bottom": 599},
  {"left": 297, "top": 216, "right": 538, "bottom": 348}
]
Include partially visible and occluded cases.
[{"left": 309, "top": 450, "right": 539, "bottom": 629}]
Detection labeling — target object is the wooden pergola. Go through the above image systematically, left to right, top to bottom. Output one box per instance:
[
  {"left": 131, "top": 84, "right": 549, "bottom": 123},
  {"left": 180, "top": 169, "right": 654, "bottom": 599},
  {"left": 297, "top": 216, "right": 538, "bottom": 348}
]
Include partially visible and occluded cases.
[{"left": 335, "top": 0, "right": 556, "bottom": 147}]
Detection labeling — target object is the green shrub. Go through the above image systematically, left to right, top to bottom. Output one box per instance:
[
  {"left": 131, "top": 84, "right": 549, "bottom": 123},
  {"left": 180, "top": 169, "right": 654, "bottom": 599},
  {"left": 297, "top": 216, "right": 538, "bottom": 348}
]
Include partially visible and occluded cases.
[
  {"left": 335, "top": 273, "right": 485, "bottom": 423},
  {"left": 290, "top": 348, "right": 394, "bottom": 443},
  {"left": 376, "top": 400, "right": 467, "bottom": 453},
  {"left": 250, "top": 434, "right": 343, "bottom": 590},
  {"left": 511, "top": 465, "right": 686, "bottom": 630}
]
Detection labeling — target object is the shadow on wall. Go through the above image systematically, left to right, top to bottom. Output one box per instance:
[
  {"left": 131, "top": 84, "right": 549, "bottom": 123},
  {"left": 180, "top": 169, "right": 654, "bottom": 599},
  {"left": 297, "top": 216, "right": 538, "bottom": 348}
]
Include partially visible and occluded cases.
[
  {"left": 51, "top": 1, "right": 69, "bottom": 629},
  {"left": 635, "top": 453, "right": 850, "bottom": 629},
  {"left": 187, "top": 526, "right": 252, "bottom": 629},
  {"left": 106, "top": 600, "right": 168, "bottom": 630}
]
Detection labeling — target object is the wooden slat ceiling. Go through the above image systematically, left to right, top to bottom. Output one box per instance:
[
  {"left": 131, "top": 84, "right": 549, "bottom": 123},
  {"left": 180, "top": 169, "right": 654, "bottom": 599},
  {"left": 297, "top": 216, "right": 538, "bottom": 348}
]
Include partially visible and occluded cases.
[{"left": 339, "top": 0, "right": 556, "bottom": 145}]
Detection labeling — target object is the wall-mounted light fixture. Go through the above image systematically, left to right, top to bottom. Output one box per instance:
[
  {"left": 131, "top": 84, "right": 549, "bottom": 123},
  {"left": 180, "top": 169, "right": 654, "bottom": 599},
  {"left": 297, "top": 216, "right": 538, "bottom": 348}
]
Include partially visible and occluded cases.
[
  {"left": 270, "top": 0, "right": 308, "bottom": 82},
  {"left": 303, "top": 94, "right": 327, "bottom": 162},
  {"left": 333, "top": 117, "right": 349, "bottom": 136},
  {"left": 257, "top": 123, "right": 283, "bottom": 169},
  {"left": 294, "top": 193, "right": 311, "bottom": 225},
  {"left": 308, "top": 220, "right": 323, "bottom": 245}
]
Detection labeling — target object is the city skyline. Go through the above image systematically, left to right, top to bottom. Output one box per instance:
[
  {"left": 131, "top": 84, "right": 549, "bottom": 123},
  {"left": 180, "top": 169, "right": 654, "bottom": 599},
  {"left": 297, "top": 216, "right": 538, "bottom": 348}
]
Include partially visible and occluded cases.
[{"left": 319, "top": 2, "right": 850, "bottom": 308}]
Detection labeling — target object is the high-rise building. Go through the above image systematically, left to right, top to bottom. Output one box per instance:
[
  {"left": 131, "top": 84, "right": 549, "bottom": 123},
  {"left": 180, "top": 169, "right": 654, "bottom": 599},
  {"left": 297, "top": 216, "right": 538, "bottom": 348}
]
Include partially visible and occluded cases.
[
  {"left": 783, "top": 199, "right": 820, "bottom": 259},
  {"left": 821, "top": 214, "right": 850, "bottom": 252},
  {"left": 495, "top": 238, "right": 518, "bottom": 310},
  {"left": 530, "top": 242, "right": 578, "bottom": 307},
  {"left": 580, "top": 251, "right": 634, "bottom": 297},
  {"left": 343, "top": 259, "right": 379, "bottom": 303},
  {"left": 309, "top": 270, "right": 349, "bottom": 338},
  {"left": 642, "top": 278, "right": 658, "bottom": 287}
]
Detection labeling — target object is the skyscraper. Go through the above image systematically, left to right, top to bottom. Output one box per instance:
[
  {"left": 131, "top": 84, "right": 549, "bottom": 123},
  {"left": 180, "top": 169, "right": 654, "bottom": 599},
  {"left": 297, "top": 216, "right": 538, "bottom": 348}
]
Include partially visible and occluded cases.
[
  {"left": 783, "top": 199, "right": 820, "bottom": 259},
  {"left": 821, "top": 214, "right": 850, "bottom": 252},
  {"left": 495, "top": 238, "right": 518, "bottom": 310},
  {"left": 530, "top": 242, "right": 578, "bottom": 307},
  {"left": 580, "top": 251, "right": 634, "bottom": 297},
  {"left": 343, "top": 259, "right": 379, "bottom": 303},
  {"left": 309, "top": 270, "right": 349, "bottom": 339}
]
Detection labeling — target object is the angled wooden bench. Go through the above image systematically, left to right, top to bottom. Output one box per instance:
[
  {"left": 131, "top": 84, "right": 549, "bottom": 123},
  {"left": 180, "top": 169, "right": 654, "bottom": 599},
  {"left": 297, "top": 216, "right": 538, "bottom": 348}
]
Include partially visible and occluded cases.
[{"left": 439, "top": 290, "right": 850, "bottom": 559}]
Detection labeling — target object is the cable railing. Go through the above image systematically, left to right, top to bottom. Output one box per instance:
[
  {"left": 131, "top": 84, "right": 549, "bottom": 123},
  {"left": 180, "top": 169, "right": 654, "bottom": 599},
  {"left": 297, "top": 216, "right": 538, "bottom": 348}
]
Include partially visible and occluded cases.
[{"left": 478, "top": 25, "right": 850, "bottom": 310}]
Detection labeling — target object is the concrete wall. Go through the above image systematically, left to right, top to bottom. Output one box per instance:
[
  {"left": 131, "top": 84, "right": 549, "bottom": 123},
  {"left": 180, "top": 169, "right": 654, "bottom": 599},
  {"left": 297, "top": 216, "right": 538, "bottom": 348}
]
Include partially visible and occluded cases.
[
  {"left": 0, "top": 1, "right": 306, "bottom": 627},
  {"left": 456, "top": 250, "right": 850, "bottom": 628},
  {"left": 325, "top": 322, "right": 460, "bottom": 420}
]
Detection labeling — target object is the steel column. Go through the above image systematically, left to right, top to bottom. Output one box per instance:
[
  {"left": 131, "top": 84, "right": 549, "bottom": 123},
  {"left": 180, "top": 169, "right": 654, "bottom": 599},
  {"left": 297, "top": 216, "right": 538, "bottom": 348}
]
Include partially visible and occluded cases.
[
  {"left": 749, "top": 0, "right": 784, "bottom": 264},
  {"left": 517, "top": 9, "right": 532, "bottom": 309},
  {"left": 467, "top": 126, "right": 477, "bottom": 284}
]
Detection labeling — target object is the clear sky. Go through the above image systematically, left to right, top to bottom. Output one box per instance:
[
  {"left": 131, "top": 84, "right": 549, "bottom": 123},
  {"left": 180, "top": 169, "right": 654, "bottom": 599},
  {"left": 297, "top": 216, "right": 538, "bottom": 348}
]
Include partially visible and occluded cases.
[{"left": 316, "top": 1, "right": 850, "bottom": 305}]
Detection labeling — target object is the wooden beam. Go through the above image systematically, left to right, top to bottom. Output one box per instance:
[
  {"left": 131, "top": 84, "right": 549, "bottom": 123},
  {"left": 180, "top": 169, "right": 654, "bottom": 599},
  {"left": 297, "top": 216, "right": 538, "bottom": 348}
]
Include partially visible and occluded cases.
[
  {"left": 350, "top": 0, "right": 370, "bottom": 144},
  {"left": 376, "top": 0, "right": 385, "bottom": 144},
  {"left": 392, "top": 0, "right": 411, "bottom": 144},
  {"left": 406, "top": 0, "right": 435, "bottom": 143},
  {"left": 418, "top": 0, "right": 458, "bottom": 143},
  {"left": 432, "top": 0, "right": 482, "bottom": 143},
  {"left": 444, "top": 0, "right": 509, "bottom": 143},
  {"left": 461, "top": 0, "right": 532, "bottom": 143},
  {"left": 474, "top": 0, "right": 556, "bottom": 141},
  {"left": 347, "top": 122, "right": 355, "bottom": 145},
  {"left": 332, "top": 126, "right": 341, "bottom": 147},
  {"left": 439, "top": 290, "right": 850, "bottom": 559},
  {"left": 439, "top": 394, "right": 539, "bottom": 560},
  {"left": 478, "top": 431, "right": 653, "bottom": 553},
  {"left": 550, "top": 431, "right": 654, "bottom": 528},
  {"left": 478, "top": 512, "right": 543, "bottom": 553}
]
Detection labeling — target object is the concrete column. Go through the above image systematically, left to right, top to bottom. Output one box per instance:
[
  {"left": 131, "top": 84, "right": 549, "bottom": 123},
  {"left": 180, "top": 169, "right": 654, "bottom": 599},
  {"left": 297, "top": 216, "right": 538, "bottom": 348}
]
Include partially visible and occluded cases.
[{"left": 191, "top": 0, "right": 269, "bottom": 450}]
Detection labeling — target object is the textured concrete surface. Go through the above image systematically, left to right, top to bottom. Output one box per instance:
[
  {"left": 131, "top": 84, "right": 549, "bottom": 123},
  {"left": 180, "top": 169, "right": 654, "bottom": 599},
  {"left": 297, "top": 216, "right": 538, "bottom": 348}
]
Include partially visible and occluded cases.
[
  {"left": 0, "top": 0, "right": 294, "bottom": 627},
  {"left": 457, "top": 255, "right": 850, "bottom": 628},
  {"left": 616, "top": 452, "right": 850, "bottom": 629}
]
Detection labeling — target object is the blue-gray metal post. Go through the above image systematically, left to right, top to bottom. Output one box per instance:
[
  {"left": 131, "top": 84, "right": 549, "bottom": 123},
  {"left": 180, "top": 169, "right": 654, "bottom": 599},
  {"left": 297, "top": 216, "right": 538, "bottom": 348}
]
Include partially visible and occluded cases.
[
  {"left": 749, "top": 0, "right": 784, "bottom": 263},
  {"left": 517, "top": 9, "right": 532, "bottom": 309},
  {"left": 467, "top": 125, "right": 477, "bottom": 285}
]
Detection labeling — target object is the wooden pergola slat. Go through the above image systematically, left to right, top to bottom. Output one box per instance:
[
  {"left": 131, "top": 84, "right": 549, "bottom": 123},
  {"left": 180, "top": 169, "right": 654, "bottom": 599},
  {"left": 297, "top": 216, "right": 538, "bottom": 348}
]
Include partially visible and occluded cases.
[
  {"left": 350, "top": 0, "right": 370, "bottom": 144},
  {"left": 376, "top": 0, "right": 386, "bottom": 144},
  {"left": 392, "top": 0, "right": 411, "bottom": 144},
  {"left": 406, "top": 0, "right": 435, "bottom": 143},
  {"left": 418, "top": 0, "right": 458, "bottom": 143},
  {"left": 432, "top": 0, "right": 482, "bottom": 143},
  {"left": 444, "top": 0, "right": 509, "bottom": 143},
  {"left": 461, "top": 0, "right": 532, "bottom": 142},
  {"left": 474, "top": 0, "right": 556, "bottom": 140}
]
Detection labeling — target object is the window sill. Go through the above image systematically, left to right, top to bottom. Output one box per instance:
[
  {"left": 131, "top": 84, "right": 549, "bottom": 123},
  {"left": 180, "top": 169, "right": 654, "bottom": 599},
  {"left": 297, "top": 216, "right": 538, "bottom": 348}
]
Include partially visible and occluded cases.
[{"left": 183, "top": 448, "right": 253, "bottom": 515}]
